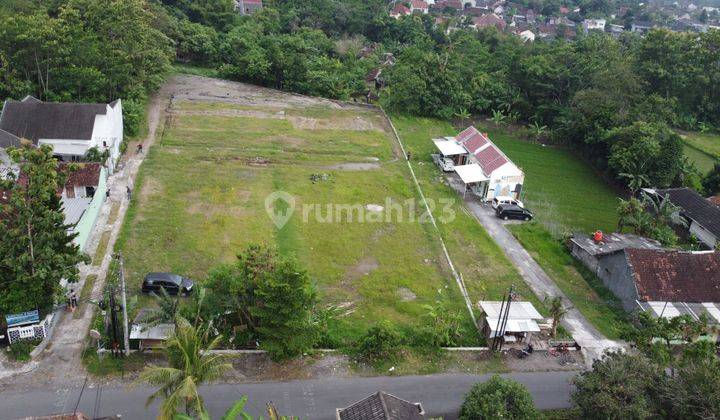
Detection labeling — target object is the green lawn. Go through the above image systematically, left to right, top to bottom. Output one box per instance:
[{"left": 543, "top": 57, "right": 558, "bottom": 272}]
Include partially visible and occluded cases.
[
  {"left": 117, "top": 100, "right": 533, "bottom": 345},
  {"left": 392, "top": 116, "right": 628, "bottom": 339},
  {"left": 392, "top": 116, "right": 541, "bottom": 308},
  {"left": 475, "top": 125, "right": 620, "bottom": 236},
  {"left": 680, "top": 130, "right": 720, "bottom": 159},
  {"left": 683, "top": 142, "right": 718, "bottom": 174}
]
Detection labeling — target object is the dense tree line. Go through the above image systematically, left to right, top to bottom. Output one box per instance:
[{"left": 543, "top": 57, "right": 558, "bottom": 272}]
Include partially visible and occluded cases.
[
  {"left": 0, "top": 0, "right": 173, "bottom": 135},
  {"left": 2, "top": 0, "right": 718, "bottom": 192}
]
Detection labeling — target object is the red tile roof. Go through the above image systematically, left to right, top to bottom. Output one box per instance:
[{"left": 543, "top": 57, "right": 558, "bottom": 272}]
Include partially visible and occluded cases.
[
  {"left": 411, "top": 0, "right": 429, "bottom": 9},
  {"left": 392, "top": 3, "right": 411, "bottom": 14},
  {"left": 473, "top": 14, "right": 507, "bottom": 30},
  {"left": 474, "top": 144, "right": 508, "bottom": 175},
  {"left": 60, "top": 162, "right": 101, "bottom": 188},
  {"left": 626, "top": 249, "right": 720, "bottom": 302}
]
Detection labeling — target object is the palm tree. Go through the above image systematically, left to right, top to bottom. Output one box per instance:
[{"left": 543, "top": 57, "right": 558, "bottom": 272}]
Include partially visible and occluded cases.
[
  {"left": 454, "top": 107, "right": 471, "bottom": 125},
  {"left": 489, "top": 109, "right": 507, "bottom": 126},
  {"left": 528, "top": 121, "right": 547, "bottom": 142},
  {"left": 619, "top": 172, "right": 650, "bottom": 195},
  {"left": 642, "top": 192, "right": 687, "bottom": 229},
  {"left": 140, "top": 288, "right": 181, "bottom": 328},
  {"left": 546, "top": 296, "right": 570, "bottom": 338},
  {"left": 135, "top": 316, "right": 233, "bottom": 419},
  {"left": 174, "top": 395, "right": 253, "bottom": 420}
]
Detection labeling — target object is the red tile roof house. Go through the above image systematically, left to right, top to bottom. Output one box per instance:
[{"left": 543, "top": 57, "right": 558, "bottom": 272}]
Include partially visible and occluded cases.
[
  {"left": 410, "top": 0, "right": 430, "bottom": 14},
  {"left": 390, "top": 3, "right": 412, "bottom": 18},
  {"left": 471, "top": 13, "right": 507, "bottom": 30},
  {"left": 432, "top": 126, "right": 525, "bottom": 201},
  {"left": 14, "top": 162, "right": 107, "bottom": 252},
  {"left": 589, "top": 248, "right": 720, "bottom": 326}
]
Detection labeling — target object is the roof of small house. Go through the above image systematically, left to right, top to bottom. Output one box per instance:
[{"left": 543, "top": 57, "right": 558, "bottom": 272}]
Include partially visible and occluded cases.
[
  {"left": 411, "top": 0, "right": 429, "bottom": 9},
  {"left": 392, "top": 3, "right": 411, "bottom": 14},
  {"left": 473, "top": 14, "right": 507, "bottom": 30},
  {"left": 366, "top": 68, "right": 382, "bottom": 82},
  {"left": 0, "top": 96, "right": 115, "bottom": 144},
  {"left": 0, "top": 129, "right": 21, "bottom": 149},
  {"left": 433, "top": 139, "right": 467, "bottom": 156},
  {"left": 474, "top": 143, "right": 508, "bottom": 174},
  {"left": 60, "top": 163, "right": 102, "bottom": 189},
  {"left": 455, "top": 163, "right": 489, "bottom": 184},
  {"left": 651, "top": 188, "right": 720, "bottom": 238},
  {"left": 709, "top": 195, "right": 720, "bottom": 207},
  {"left": 62, "top": 197, "right": 92, "bottom": 226},
  {"left": 570, "top": 232, "right": 662, "bottom": 257},
  {"left": 626, "top": 249, "right": 720, "bottom": 303},
  {"left": 478, "top": 301, "right": 544, "bottom": 335},
  {"left": 130, "top": 323, "right": 175, "bottom": 341},
  {"left": 337, "top": 391, "right": 425, "bottom": 420}
]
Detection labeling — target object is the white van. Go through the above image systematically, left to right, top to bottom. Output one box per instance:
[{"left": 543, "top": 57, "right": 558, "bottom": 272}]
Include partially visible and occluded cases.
[{"left": 491, "top": 196, "right": 524, "bottom": 209}]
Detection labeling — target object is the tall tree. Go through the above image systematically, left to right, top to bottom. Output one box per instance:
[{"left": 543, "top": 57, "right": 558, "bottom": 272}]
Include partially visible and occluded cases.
[
  {"left": 0, "top": 144, "right": 87, "bottom": 315},
  {"left": 204, "top": 244, "right": 319, "bottom": 360}
]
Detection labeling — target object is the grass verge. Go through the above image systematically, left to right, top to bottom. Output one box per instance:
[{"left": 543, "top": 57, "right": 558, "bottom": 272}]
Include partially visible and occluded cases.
[
  {"left": 680, "top": 130, "right": 720, "bottom": 160},
  {"left": 508, "top": 223, "right": 629, "bottom": 339},
  {"left": 92, "top": 231, "right": 111, "bottom": 267},
  {"left": 74, "top": 274, "right": 98, "bottom": 319}
]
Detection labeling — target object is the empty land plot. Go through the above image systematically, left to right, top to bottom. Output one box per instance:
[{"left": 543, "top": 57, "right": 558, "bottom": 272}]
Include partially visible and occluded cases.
[
  {"left": 117, "top": 79, "right": 509, "bottom": 343},
  {"left": 391, "top": 115, "right": 627, "bottom": 339}
]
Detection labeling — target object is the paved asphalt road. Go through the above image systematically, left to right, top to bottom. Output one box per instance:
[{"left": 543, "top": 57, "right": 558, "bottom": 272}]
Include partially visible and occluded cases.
[{"left": 1, "top": 372, "right": 575, "bottom": 419}]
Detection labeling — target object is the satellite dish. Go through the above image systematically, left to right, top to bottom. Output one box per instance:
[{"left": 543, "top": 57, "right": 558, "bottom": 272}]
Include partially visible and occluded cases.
[{"left": 89, "top": 329, "right": 101, "bottom": 340}]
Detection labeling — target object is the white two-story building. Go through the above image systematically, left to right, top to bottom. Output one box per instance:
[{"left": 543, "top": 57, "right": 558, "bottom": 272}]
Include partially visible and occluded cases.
[{"left": 0, "top": 96, "right": 123, "bottom": 173}]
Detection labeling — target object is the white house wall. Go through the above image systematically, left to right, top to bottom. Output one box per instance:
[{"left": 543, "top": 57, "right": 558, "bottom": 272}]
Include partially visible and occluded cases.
[
  {"left": 90, "top": 101, "right": 123, "bottom": 171},
  {"left": 485, "top": 162, "right": 525, "bottom": 200}
]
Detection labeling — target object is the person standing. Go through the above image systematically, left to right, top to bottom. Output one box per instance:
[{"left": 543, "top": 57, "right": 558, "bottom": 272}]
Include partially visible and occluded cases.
[{"left": 126, "top": 186, "right": 132, "bottom": 200}]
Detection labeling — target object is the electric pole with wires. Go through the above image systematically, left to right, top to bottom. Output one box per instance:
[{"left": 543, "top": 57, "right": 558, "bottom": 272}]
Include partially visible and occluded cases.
[{"left": 116, "top": 252, "right": 130, "bottom": 356}]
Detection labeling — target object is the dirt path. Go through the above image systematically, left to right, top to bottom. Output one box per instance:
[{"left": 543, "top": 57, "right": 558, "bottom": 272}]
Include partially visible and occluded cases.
[{"left": 0, "top": 78, "right": 176, "bottom": 396}]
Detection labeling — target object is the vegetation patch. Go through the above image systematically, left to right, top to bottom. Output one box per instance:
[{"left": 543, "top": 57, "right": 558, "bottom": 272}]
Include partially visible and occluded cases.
[
  {"left": 92, "top": 231, "right": 112, "bottom": 266},
  {"left": 74, "top": 274, "right": 98, "bottom": 319},
  {"left": 7, "top": 339, "right": 40, "bottom": 362}
]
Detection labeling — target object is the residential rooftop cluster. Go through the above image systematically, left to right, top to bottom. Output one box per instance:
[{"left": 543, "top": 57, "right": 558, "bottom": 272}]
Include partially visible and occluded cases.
[{"left": 390, "top": 0, "right": 720, "bottom": 41}]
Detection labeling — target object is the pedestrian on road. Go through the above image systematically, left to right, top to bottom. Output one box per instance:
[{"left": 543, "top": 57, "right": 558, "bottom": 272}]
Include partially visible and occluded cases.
[
  {"left": 137, "top": 143, "right": 143, "bottom": 154},
  {"left": 126, "top": 186, "right": 132, "bottom": 200},
  {"left": 105, "top": 188, "right": 110, "bottom": 201},
  {"left": 71, "top": 293, "right": 78, "bottom": 309}
]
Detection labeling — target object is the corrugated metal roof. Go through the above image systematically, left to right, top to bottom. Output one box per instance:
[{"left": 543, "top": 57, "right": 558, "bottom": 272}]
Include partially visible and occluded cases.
[
  {"left": 474, "top": 145, "right": 508, "bottom": 175},
  {"left": 61, "top": 197, "right": 91, "bottom": 226}
]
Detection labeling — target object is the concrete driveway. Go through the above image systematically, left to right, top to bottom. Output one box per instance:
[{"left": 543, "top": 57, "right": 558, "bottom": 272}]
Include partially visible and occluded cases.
[{"left": 446, "top": 175, "right": 625, "bottom": 363}]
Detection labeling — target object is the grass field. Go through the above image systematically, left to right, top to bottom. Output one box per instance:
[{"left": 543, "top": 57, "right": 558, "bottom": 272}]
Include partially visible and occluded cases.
[
  {"left": 117, "top": 89, "right": 539, "bottom": 345},
  {"left": 392, "top": 116, "right": 628, "bottom": 339},
  {"left": 681, "top": 131, "right": 720, "bottom": 159},
  {"left": 683, "top": 142, "right": 718, "bottom": 174}
]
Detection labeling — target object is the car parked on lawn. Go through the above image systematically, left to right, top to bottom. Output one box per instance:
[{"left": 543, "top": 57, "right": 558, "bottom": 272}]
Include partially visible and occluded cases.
[
  {"left": 431, "top": 154, "right": 455, "bottom": 172},
  {"left": 491, "top": 196, "right": 524, "bottom": 209},
  {"left": 495, "top": 204, "right": 533, "bottom": 221},
  {"left": 141, "top": 272, "right": 194, "bottom": 296}
]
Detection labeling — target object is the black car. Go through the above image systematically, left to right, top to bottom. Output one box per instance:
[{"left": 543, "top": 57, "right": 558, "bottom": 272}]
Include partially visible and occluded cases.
[
  {"left": 495, "top": 204, "right": 533, "bottom": 221},
  {"left": 141, "top": 272, "right": 194, "bottom": 295}
]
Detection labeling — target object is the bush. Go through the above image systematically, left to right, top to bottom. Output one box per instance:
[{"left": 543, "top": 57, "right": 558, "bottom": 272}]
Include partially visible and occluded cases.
[
  {"left": 122, "top": 97, "right": 147, "bottom": 138},
  {"left": 353, "top": 321, "right": 401, "bottom": 363},
  {"left": 8, "top": 339, "right": 39, "bottom": 362},
  {"left": 459, "top": 375, "right": 538, "bottom": 420}
]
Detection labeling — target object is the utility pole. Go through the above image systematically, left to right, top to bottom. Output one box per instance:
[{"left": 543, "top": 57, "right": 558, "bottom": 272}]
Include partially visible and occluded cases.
[
  {"left": 117, "top": 252, "right": 130, "bottom": 356},
  {"left": 109, "top": 287, "right": 119, "bottom": 358}
]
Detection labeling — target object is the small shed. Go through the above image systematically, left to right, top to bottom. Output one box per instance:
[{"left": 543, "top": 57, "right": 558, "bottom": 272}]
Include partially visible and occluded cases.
[
  {"left": 432, "top": 138, "right": 469, "bottom": 165},
  {"left": 454, "top": 164, "right": 489, "bottom": 197},
  {"left": 478, "top": 301, "right": 544, "bottom": 344},
  {"left": 130, "top": 323, "right": 174, "bottom": 351}
]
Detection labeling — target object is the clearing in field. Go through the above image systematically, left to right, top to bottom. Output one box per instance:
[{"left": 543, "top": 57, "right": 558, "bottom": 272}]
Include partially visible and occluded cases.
[{"left": 117, "top": 76, "right": 532, "bottom": 343}]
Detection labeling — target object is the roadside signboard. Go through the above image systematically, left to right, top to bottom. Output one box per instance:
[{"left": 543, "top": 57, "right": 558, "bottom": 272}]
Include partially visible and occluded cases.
[{"left": 5, "top": 309, "right": 40, "bottom": 327}]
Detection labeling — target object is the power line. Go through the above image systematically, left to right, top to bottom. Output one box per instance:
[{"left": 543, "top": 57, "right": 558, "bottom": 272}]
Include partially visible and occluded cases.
[{"left": 73, "top": 376, "right": 89, "bottom": 415}]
